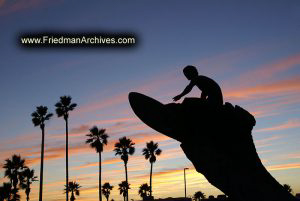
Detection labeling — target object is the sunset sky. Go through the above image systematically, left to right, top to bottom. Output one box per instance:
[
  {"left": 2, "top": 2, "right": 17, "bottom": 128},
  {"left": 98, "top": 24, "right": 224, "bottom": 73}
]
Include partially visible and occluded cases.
[{"left": 0, "top": 1, "right": 300, "bottom": 201}]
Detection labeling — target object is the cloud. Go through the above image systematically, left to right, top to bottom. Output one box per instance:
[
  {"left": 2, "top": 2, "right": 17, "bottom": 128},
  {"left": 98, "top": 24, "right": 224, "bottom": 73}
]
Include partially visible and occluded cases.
[
  {"left": 0, "top": 0, "right": 40, "bottom": 16},
  {"left": 0, "top": 0, "right": 5, "bottom": 7},
  {"left": 220, "top": 53, "right": 300, "bottom": 120},
  {"left": 237, "top": 53, "right": 300, "bottom": 82},
  {"left": 224, "top": 76, "right": 300, "bottom": 100},
  {"left": 74, "top": 93, "right": 128, "bottom": 115},
  {"left": 248, "top": 93, "right": 300, "bottom": 118},
  {"left": 90, "top": 117, "right": 138, "bottom": 126},
  {"left": 255, "top": 119, "right": 300, "bottom": 132},
  {"left": 71, "top": 124, "right": 90, "bottom": 134},
  {"left": 2, "top": 130, "right": 173, "bottom": 170},
  {"left": 254, "top": 135, "right": 283, "bottom": 148},
  {"left": 72, "top": 139, "right": 181, "bottom": 171},
  {"left": 14, "top": 142, "right": 93, "bottom": 167},
  {"left": 286, "top": 153, "right": 300, "bottom": 159},
  {"left": 72, "top": 158, "right": 122, "bottom": 170},
  {"left": 266, "top": 163, "right": 300, "bottom": 171},
  {"left": 0, "top": 177, "right": 9, "bottom": 183}
]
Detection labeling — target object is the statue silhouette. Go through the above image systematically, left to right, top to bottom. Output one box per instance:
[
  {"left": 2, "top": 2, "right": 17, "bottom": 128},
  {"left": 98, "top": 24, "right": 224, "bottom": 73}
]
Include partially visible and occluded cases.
[
  {"left": 173, "top": 66, "right": 223, "bottom": 106},
  {"left": 129, "top": 69, "right": 297, "bottom": 201}
]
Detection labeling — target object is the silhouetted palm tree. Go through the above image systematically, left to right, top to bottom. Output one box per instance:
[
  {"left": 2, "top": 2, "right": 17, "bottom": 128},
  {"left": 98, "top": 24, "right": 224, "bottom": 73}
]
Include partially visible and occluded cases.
[
  {"left": 55, "top": 96, "right": 77, "bottom": 201},
  {"left": 31, "top": 105, "right": 52, "bottom": 201},
  {"left": 86, "top": 126, "right": 108, "bottom": 201},
  {"left": 114, "top": 137, "right": 135, "bottom": 201},
  {"left": 142, "top": 141, "right": 161, "bottom": 197},
  {"left": 3, "top": 155, "right": 26, "bottom": 201},
  {"left": 21, "top": 168, "right": 38, "bottom": 201},
  {"left": 64, "top": 181, "right": 81, "bottom": 201},
  {"left": 118, "top": 181, "right": 130, "bottom": 201},
  {"left": 0, "top": 182, "right": 12, "bottom": 201},
  {"left": 102, "top": 182, "right": 114, "bottom": 201},
  {"left": 138, "top": 183, "right": 150, "bottom": 200},
  {"left": 283, "top": 184, "right": 293, "bottom": 193},
  {"left": 193, "top": 191, "right": 206, "bottom": 201}
]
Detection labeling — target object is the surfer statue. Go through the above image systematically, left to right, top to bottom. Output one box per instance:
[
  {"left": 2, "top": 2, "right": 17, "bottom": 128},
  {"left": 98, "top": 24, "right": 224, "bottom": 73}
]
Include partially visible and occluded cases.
[
  {"left": 173, "top": 65, "right": 223, "bottom": 106},
  {"left": 128, "top": 66, "right": 297, "bottom": 201}
]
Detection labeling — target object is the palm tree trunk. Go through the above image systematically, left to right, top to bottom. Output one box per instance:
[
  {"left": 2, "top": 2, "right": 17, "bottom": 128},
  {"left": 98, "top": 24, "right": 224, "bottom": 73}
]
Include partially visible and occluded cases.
[
  {"left": 65, "top": 118, "right": 69, "bottom": 201},
  {"left": 39, "top": 126, "right": 45, "bottom": 201},
  {"left": 99, "top": 152, "right": 102, "bottom": 201},
  {"left": 150, "top": 162, "right": 153, "bottom": 197},
  {"left": 125, "top": 163, "right": 128, "bottom": 201},
  {"left": 8, "top": 178, "right": 12, "bottom": 201},
  {"left": 13, "top": 186, "right": 17, "bottom": 201},
  {"left": 26, "top": 187, "right": 30, "bottom": 201},
  {"left": 70, "top": 190, "right": 75, "bottom": 201}
]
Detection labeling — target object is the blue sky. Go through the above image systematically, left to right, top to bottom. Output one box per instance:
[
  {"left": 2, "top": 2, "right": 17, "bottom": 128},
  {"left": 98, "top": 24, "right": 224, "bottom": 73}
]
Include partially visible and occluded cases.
[{"left": 0, "top": 1, "right": 300, "bottom": 201}]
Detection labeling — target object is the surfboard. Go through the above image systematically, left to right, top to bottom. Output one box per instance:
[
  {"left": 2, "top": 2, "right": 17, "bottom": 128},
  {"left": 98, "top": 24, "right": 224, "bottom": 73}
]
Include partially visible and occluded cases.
[{"left": 128, "top": 92, "right": 174, "bottom": 137}]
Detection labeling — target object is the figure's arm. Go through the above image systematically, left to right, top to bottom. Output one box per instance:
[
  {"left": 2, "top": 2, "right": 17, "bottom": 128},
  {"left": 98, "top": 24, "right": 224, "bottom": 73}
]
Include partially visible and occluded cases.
[{"left": 173, "top": 82, "right": 194, "bottom": 101}]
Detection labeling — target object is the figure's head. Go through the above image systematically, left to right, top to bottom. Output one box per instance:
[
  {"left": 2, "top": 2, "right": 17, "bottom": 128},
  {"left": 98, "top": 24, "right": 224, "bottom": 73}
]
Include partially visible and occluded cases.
[{"left": 183, "top": 65, "right": 198, "bottom": 80}]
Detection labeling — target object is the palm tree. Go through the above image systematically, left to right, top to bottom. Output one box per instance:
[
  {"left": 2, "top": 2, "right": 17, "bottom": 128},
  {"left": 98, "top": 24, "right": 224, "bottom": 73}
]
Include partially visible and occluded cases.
[
  {"left": 55, "top": 96, "right": 77, "bottom": 201},
  {"left": 31, "top": 105, "right": 52, "bottom": 201},
  {"left": 86, "top": 127, "right": 108, "bottom": 201},
  {"left": 114, "top": 137, "right": 135, "bottom": 201},
  {"left": 142, "top": 141, "right": 161, "bottom": 197},
  {"left": 3, "top": 155, "right": 26, "bottom": 201},
  {"left": 21, "top": 168, "right": 38, "bottom": 201},
  {"left": 64, "top": 181, "right": 81, "bottom": 201},
  {"left": 118, "top": 181, "right": 130, "bottom": 201},
  {"left": 0, "top": 182, "right": 12, "bottom": 201},
  {"left": 102, "top": 182, "right": 114, "bottom": 201},
  {"left": 138, "top": 183, "right": 150, "bottom": 200},
  {"left": 283, "top": 184, "right": 293, "bottom": 193},
  {"left": 193, "top": 191, "right": 206, "bottom": 201}
]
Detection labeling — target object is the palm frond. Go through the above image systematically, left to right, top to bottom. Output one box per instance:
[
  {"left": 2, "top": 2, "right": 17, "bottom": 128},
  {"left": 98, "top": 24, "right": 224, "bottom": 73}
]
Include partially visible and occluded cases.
[
  {"left": 60, "top": 96, "right": 71, "bottom": 106},
  {"left": 55, "top": 102, "right": 62, "bottom": 108},
  {"left": 69, "top": 103, "right": 77, "bottom": 110},
  {"left": 55, "top": 107, "right": 64, "bottom": 117},
  {"left": 31, "top": 112, "right": 39, "bottom": 118},
  {"left": 45, "top": 113, "right": 53, "bottom": 120},
  {"left": 32, "top": 117, "right": 41, "bottom": 127},
  {"left": 86, "top": 126, "right": 109, "bottom": 153},
  {"left": 89, "top": 126, "right": 99, "bottom": 135},
  {"left": 85, "top": 138, "right": 94, "bottom": 144},
  {"left": 129, "top": 147, "right": 135, "bottom": 155},
  {"left": 156, "top": 149, "right": 162, "bottom": 155}
]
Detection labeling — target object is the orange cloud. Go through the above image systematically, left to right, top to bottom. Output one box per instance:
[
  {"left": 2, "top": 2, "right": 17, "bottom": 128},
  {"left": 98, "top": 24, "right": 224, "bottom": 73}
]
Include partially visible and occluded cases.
[
  {"left": 238, "top": 53, "right": 300, "bottom": 82},
  {"left": 224, "top": 76, "right": 300, "bottom": 100},
  {"left": 74, "top": 93, "right": 127, "bottom": 115},
  {"left": 249, "top": 93, "right": 300, "bottom": 118},
  {"left": 90, "top": 117, "right": 138, "bottom": 126},
  {"left": 255, "top": 119, "right": 300, "bottom": 132},
  {"left": 71, "top": 124, "right": 90, "bottom": 134},
  {"left": 2, "top": 130, "right": 173, "bottom": 170},
  {"left": 254, "top": 135, "right": 283, "bottom": 148},
  {"left": 9, "top": 142, "right": 93, "bottom": 167},
  {"left": 72, "top": 142, "right": 182, "bottom": 172},
  {"left": 286, "top": 153, "right": 300, "bottom": 159},
  {"left": 72, "top": 158, "right": 122, "bottom": 170},
  {"left": 266, "top": 163, "right": 300, "bottom": 171},
  {"left": 134, "top": 165, "right": 194, "bottom": 180}
]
